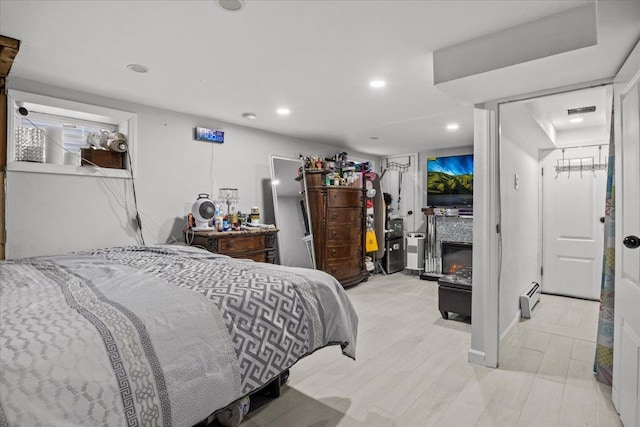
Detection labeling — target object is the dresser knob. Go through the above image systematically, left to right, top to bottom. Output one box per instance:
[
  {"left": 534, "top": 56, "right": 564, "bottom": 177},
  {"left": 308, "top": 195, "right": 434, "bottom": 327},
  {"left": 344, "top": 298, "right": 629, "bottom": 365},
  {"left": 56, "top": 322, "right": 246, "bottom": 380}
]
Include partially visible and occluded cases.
[
  {"left": 332, "top": 212, "right": 338, "bottom": 220},
  {"left": 332, "top": 230, "right": 338, "bottom": 238},
  {"left": 331, "top": 249, "right": 338, "bottom": 256},
  {"left": 332, "top": 267, "right": 338, "bottom": 274}
]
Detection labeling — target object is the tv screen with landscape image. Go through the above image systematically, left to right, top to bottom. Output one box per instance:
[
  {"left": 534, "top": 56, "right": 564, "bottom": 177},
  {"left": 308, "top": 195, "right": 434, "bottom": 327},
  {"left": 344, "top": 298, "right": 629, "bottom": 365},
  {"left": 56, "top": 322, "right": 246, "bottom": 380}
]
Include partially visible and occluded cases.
[{"left": 427, "top": 154, "right": 474, "bottom": 207}]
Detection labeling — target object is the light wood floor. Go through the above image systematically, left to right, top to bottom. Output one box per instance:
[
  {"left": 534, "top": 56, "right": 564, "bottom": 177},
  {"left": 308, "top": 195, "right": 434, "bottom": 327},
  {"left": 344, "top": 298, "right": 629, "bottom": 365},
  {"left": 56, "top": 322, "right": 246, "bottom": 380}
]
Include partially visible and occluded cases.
[{"left": 242, "top": 273, "right": 620, "bottom": 427}]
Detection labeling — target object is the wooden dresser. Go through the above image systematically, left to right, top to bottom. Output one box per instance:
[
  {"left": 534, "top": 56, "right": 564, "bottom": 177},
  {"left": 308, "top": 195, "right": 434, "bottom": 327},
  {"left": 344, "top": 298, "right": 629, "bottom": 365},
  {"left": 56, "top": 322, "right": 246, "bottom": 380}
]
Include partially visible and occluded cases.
[
  {"left": 306, "top": 173, "right": 368, "bottom": 287},
  {"left": 187, "top": 228, "right": 278, "bottom": 263}
]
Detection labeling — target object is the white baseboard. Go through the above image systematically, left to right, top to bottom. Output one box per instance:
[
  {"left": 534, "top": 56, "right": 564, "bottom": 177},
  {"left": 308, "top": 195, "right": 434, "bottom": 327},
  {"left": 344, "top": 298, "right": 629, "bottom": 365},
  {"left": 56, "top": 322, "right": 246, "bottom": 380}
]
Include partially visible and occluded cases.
[
  {"left": 500, "top": 309, "right": 521, "bottom": 342},
  {"left": 468, "top": 349, "right": 487, "bottom": 366}
]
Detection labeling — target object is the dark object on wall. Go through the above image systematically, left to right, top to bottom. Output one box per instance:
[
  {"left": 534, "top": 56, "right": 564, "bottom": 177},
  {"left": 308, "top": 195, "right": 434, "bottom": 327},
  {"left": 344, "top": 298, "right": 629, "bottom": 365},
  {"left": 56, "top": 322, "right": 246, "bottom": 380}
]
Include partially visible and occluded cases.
[
  {"left": 194, "top": 126, "right": 224, "bottom": 143},
  {"left": 80, "top": 148, "right": 125, "bottom": 169},
  {"left": 383, "top": 192, "right": 392, "bottom": 207}
]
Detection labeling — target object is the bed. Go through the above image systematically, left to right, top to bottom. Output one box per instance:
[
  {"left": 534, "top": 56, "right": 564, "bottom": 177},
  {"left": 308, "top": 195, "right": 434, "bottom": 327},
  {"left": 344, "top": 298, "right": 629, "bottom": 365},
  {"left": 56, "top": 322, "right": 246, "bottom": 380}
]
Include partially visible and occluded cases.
[{"left": 0, "top": 245, "right": 358, "bottom": 426}]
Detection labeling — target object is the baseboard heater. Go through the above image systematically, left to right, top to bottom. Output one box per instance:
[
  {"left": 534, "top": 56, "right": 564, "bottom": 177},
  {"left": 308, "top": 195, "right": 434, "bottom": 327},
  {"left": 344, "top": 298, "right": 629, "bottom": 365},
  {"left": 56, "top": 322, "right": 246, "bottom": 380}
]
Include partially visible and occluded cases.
[{"left": 520, "top": 282, "right": 541, "bottom": 318}]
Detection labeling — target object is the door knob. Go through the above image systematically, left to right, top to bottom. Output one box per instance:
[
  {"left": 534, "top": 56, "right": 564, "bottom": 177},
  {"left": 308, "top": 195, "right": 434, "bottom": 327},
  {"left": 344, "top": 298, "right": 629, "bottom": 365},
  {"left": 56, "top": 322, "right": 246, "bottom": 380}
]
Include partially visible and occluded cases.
[
  {"left": 600, "top": 216, "right": 605, "bottom": 224},
  {"left": 623, "top": 235, "right": 640, "bottom": 249}
]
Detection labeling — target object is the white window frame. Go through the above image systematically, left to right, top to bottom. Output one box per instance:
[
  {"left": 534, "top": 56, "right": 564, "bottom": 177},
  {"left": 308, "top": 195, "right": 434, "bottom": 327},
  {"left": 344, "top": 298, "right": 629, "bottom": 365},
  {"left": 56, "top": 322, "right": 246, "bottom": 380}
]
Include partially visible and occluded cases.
[{"left": 7, "top": 90, "right": 137, "bottom": 179}]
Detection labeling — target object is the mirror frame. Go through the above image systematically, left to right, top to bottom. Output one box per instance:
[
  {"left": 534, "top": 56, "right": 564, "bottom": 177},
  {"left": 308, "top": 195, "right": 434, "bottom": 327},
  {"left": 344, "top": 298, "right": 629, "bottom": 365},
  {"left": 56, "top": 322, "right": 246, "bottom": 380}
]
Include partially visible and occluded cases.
[{"left": 269, "top": 155, "right": 316, "bottom": 269}]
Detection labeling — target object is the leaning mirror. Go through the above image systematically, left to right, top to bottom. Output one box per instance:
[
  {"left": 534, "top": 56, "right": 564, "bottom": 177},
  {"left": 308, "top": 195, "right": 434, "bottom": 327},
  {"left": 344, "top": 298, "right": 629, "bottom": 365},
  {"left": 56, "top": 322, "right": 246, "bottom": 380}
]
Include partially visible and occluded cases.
[{"left": 269, "top": 155, "right": 316, "bottom": 269}]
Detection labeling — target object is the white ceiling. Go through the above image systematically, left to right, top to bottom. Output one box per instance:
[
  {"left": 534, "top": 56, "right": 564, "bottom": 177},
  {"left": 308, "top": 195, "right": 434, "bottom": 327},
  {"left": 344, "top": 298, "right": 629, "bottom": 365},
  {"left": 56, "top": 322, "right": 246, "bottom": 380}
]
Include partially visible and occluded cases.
[
  {"left": 1, "top": 0, "right": 638, "bottom": 157},
  {"left": 505, "top": 85, "right": 611, "bottom": 150},
  {"left": 535, "top": 87, "right": 608, "bottom": 131}
]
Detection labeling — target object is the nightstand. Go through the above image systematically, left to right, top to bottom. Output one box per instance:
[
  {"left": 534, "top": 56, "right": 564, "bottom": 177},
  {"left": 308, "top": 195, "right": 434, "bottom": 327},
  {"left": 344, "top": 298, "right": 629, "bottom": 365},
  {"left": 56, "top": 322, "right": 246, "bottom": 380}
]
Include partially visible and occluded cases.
[{"left": 187, "top": 228, "right": 279, "bottom": 263}]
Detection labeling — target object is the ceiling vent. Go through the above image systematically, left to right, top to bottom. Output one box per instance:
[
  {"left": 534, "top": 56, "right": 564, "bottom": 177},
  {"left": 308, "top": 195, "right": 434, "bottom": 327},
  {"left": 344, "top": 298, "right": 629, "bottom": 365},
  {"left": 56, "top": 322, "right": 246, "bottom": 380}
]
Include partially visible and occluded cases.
[{"left": 567, "top": 106, "right": 596, "bottom": 115}]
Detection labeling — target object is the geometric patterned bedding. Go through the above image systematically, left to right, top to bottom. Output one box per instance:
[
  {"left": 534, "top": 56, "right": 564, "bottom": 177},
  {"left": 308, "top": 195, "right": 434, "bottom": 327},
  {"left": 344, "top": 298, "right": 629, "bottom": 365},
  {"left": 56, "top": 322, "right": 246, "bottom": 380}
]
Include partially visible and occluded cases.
[{"left": 0, "top": 245, "right": 358, "bottom": 426}]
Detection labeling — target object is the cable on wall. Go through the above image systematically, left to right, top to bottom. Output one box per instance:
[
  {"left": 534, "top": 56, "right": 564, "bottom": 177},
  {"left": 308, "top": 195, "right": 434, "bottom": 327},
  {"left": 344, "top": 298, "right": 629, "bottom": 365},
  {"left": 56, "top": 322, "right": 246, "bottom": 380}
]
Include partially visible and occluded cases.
[{"left": 126, "top": 150, "right": 145, "bottom": 245}]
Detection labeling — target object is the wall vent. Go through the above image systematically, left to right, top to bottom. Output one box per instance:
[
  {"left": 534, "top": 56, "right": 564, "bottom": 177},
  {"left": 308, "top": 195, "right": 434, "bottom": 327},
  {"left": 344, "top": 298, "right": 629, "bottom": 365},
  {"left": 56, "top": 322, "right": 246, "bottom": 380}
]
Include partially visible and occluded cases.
[{"left": 567, "top": 106, "right": 596, "bottom": 115}]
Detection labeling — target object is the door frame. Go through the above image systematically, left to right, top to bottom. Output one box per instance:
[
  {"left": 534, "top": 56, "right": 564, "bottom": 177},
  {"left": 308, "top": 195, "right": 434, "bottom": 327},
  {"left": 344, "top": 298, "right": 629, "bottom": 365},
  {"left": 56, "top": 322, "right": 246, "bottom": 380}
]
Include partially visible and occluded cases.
[
  {"left": 611, "top": 41, "right": 640, "bottom": 413},
  {"left": 471, "top": 77, "right": 614, "bottom": 368},
  {"left": 470, "top": 106, "right": 500, "bottom": 367}
]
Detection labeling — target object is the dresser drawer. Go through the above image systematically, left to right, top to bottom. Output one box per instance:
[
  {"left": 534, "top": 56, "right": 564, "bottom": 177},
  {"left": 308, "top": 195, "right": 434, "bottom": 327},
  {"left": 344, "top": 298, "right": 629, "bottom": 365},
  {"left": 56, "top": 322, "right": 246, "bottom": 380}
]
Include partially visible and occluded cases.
[
  {"left": 326, "top": 189, "right": 363, "bottom": 208},
  {"left": 327, "top": 208, "right": 362, "bottom": 225},
  {"left": 326, "top": 226, "right": 361, "bottom": 242},
  {"left": 190, "top": 229, "right": 278, "bottom": 264},
  {"left": 215, "top": 235, "right": 265, "bottom": 254},
  {"left": 325, "top": 245, "right": 361, "bottom": 260},
  {"left": 244, "top": 252, "right": 267, "bottom": 263},
  {"left": 326, "top": 259, "right": 363, "bottom": 280}
]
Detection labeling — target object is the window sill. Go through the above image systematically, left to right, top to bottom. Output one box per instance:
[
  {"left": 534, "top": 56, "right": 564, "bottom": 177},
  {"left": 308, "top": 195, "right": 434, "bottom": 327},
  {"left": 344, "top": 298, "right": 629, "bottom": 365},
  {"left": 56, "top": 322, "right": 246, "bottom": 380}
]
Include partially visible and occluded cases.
[
  {"left": 7, "top": 90, "right": 137, "bottom": 180},
  {"left": 7, "top": 161, "right": 131, "bottom": 179}
]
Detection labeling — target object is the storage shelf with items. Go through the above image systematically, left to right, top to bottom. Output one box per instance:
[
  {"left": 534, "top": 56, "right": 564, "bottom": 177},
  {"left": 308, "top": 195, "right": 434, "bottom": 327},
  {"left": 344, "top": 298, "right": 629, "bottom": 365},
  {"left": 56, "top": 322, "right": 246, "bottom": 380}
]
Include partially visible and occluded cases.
[
  {"left": 300, "top": 153, "right": 363, "bottom": 188},
  {"left": 364, "top": 174, "right": 378, "bottom": 273}
]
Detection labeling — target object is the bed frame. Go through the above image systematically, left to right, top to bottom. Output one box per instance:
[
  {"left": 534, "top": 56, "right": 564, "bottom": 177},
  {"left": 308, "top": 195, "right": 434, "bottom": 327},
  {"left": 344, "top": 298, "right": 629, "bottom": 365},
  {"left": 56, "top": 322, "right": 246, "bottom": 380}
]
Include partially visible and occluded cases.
[{"left": 196, "top": 370, "right": 290, "bottom": 426}]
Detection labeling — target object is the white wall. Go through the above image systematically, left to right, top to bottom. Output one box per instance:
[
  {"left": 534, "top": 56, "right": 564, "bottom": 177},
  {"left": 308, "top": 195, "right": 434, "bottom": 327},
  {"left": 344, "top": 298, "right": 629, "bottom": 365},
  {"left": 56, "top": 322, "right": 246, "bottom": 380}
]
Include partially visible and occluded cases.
[
  {"left": 5, "top": 77, "right": 376, "bottom": 259},
  {"left": 498, "top": 106, "right": 548, "bottom": 335}
]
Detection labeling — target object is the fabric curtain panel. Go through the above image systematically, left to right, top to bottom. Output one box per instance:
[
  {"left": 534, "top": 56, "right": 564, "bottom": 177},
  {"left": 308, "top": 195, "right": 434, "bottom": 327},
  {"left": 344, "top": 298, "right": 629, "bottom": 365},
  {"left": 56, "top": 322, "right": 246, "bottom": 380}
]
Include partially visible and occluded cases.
[{"left": 594, "top": 102, "right": 615, "bottom": 386}]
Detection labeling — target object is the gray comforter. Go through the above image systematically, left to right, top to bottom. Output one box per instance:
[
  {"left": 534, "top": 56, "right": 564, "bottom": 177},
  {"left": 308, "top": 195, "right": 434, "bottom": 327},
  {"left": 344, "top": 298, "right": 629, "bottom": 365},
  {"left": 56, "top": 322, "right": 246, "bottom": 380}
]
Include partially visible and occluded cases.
[{"left": 0, "top": 245, "right": 358, "bottom": 426}]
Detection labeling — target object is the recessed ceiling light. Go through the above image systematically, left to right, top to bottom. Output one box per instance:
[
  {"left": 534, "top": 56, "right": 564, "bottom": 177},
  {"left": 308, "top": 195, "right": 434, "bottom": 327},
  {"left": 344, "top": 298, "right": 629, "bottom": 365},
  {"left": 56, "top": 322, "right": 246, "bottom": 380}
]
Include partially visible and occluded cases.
[
  {"left": 218, "top": 0, "right": 244, "bottom": 11},
  {"left": 127, "top": 64, "right": 148, "bottom": 73},
  {"left": 370, "top": 80, "right": 386, "bottom": 88},
  {"left": 276, "top": 108, "right": 290, "bottom": 116},
  {"left": 242, "top": 112, "right": 256, "bottom": 120},
  {"left": 569, "top": 117, "right": 584, "bottom": 123},
  {"left": 446, "top": 123, "right": 460, "bottom": 131}
]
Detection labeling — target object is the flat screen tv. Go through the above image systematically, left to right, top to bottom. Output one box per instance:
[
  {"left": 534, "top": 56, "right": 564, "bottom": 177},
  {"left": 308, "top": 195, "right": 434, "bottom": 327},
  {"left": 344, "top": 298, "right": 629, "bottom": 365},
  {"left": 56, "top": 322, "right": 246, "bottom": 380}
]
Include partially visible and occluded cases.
[{"left": 427, "top": 154, "right": 473, "bottom": 208}]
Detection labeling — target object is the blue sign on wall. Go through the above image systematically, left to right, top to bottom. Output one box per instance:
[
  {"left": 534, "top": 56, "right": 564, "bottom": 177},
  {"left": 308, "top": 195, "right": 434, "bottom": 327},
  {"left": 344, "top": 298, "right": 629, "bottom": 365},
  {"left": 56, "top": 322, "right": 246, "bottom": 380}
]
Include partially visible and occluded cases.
[{"left": 195, "top": 127, "right": 224, "bottom": 143}]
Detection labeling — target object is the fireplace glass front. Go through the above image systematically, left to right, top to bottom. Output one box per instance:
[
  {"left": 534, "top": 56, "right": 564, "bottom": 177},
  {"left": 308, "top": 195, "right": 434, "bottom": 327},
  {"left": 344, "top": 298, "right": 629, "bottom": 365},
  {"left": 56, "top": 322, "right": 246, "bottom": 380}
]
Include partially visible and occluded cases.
[{"left": 441, "top": 241, "right": 472, "bottom": 281}]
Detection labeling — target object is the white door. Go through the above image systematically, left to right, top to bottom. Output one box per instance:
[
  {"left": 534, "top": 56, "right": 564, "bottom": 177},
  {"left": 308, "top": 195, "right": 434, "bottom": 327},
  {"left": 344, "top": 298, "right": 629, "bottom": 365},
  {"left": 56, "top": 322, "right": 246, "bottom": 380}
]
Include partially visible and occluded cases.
[
  {"left": 612, "top": 49, "right": 640, "bottom": 427},
  {"left": 542, "top": 146, "right": 607, "bottom": 300}
]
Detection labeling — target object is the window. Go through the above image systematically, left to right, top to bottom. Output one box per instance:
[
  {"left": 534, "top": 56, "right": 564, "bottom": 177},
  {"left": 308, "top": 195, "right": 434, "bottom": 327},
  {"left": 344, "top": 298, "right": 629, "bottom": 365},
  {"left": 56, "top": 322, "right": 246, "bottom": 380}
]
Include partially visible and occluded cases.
[
  {"left": 7, "top": 90, "right": 137, "bottom": 178},
  {"left": 17, "top": 111, "right": 118, "bottom": 156}
]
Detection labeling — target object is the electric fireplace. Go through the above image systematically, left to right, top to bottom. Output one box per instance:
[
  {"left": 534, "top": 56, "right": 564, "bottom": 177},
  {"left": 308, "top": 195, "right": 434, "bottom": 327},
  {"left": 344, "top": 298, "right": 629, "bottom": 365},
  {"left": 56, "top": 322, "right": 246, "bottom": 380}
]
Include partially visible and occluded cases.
[
  {"left": 438, "top": 241, "right": 473, "bottom": 320},
  {"left": 441, "top": 241, "right": 473, "bottom": 281}
]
